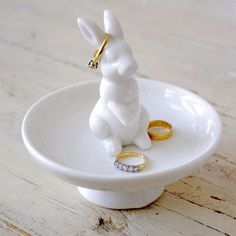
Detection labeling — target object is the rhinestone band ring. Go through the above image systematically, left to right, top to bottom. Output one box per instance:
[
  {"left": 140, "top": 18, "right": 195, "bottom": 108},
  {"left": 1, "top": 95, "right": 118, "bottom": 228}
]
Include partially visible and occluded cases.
[{"left": 114, "top": 152, "right": 148, "bottom": 173}]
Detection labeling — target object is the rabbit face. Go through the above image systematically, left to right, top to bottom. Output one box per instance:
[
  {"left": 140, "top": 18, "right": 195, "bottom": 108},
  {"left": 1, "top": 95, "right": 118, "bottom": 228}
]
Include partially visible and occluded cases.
[
  {"left": 77, "top": 10, "right": 138, "bottom": 81},
  {"left": 100, "top": 40, "right": 138, "bottom": 81}
]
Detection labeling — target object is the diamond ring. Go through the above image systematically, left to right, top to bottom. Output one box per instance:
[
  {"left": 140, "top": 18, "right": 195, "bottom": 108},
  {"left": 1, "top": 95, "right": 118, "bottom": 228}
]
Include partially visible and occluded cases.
[
  {"left": 88, "top": 33, "right": 110, "bottom": 70},
  {"left": 114, "top": 152, "right": 148, "bottom": 173}
]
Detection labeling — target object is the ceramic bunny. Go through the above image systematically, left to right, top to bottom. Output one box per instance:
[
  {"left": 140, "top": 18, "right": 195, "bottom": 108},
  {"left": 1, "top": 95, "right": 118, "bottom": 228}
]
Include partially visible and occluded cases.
[{"left": 77, "top": 10, "right": 152, "bottom": 156}]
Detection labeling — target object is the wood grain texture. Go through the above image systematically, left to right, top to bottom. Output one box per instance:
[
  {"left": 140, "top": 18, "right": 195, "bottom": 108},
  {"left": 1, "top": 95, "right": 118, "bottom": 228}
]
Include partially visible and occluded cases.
[{"left": 0, "top": 0, "right": 235, "bottom": 235}]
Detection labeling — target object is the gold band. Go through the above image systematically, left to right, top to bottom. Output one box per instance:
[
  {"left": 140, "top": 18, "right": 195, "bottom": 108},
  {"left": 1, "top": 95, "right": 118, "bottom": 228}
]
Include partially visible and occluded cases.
[
  {"left": 88, "top": 33, "right": 110, "bottom": 69},
  {"left": 148, "top": 120, "right": 173, "bottom": 140},
  {"left": 114, "top": 152, "right": 148, "bottom": 172}
]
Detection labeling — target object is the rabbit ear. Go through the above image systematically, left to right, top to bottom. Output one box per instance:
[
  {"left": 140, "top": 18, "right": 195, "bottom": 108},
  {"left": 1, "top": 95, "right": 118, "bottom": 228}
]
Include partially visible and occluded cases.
[
  {"left": 103, "top": 10, "right": 124, "bottom": 39},
  {"left": 77, "top": 18, "right": 104, "bottom": 46}
]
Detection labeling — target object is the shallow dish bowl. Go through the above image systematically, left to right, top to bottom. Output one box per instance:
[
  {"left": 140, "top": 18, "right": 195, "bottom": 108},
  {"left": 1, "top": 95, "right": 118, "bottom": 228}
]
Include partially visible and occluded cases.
[{"left": 22, "top": 79, "right": 221, "bottom": 209}]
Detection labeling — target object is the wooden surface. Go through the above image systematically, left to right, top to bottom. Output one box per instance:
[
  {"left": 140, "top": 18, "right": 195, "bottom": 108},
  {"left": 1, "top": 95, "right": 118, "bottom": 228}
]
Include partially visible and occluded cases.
[{"left": 0, "top": 0, "right": 236, "bottom": 235}]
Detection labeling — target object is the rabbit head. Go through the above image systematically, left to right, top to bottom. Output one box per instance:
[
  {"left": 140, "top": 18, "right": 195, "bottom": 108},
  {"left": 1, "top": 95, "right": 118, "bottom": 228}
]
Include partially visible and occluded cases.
[{"left": 77, "top": 10, "right": 138, "bottom": 81}]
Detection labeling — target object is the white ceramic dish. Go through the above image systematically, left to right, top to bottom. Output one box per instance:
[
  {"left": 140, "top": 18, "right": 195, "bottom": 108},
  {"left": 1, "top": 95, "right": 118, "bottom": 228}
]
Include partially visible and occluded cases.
[{"left": 22, "top": 79, "right": 221, "bottom": 209}]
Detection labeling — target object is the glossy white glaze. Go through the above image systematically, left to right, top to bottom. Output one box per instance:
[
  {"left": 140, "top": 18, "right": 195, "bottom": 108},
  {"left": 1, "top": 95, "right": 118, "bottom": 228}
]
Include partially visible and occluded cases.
[
  {"left": 77, "top": 10, "right": 151, "bottom": 156},
  {"left": 22, "top": 79, "right": 222, "bottom": 208},
  {"left": 78, "top": 186, "right": 165, "bottom": 209}
]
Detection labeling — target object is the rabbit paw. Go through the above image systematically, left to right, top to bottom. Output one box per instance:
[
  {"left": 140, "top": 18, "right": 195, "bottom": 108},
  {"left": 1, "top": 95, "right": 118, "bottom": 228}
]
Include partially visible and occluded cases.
[
  {"left": 134, "top": 131, "right": 152, "bottom": 150},
  {"left": 102, "top": 138, "right": 122, "bottom": 156}
]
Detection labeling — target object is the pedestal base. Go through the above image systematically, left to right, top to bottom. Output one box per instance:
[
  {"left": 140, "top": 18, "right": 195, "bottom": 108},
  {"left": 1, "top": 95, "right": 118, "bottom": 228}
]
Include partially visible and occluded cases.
[{"left": 78, "top": 186, "right": 164, "bottom": 209}]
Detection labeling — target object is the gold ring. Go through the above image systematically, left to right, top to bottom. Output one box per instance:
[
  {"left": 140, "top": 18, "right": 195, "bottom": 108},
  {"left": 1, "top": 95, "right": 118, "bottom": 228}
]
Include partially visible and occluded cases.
[
  {"left": 88, "top": 33, "right": 110, "bottom": 69},
  {"left": 148, "top": 120, "right": 173, "bottom": 140},
  {"left": 114, "top": 152, "right": 148, "bottom": 173}
]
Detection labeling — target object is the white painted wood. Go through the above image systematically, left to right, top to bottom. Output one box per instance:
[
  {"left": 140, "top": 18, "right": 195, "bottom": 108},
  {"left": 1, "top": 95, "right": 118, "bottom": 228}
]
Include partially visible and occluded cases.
[{"left": 0, "top": 0, "right": 235, "bottom": 235}]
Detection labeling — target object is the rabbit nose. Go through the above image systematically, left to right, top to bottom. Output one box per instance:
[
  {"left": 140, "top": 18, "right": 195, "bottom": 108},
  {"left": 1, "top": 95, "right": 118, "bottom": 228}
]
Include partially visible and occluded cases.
[{"left": 118, "top": 55, "right": 138, "bottom": 76}]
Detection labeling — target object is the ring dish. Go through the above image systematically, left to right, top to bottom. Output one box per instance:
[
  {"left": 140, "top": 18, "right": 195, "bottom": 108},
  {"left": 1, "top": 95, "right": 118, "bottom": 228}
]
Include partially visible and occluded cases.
[{"left": 22, "top": 79, "right": 221, "bottom": 209}]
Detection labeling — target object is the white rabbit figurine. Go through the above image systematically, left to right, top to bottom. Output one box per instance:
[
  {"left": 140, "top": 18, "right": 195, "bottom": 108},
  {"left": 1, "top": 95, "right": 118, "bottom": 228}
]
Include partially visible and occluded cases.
[{"left": 77, "top": 10, "right": 152, "bottom": 156}]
